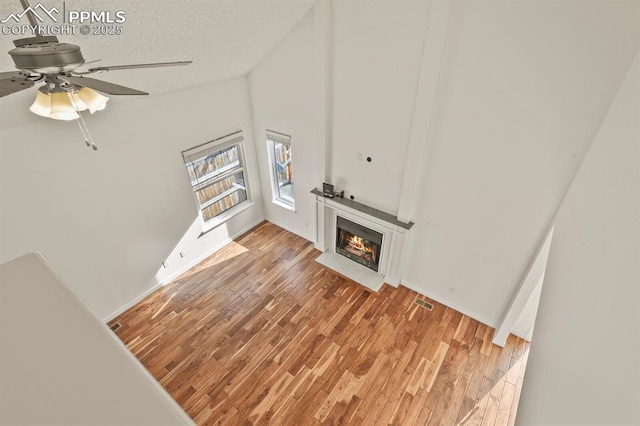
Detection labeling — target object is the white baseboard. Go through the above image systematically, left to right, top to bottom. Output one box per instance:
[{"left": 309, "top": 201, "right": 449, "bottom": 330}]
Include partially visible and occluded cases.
[
  {"left": 103, "top": 217, "right": 265, "bottom": 323},
  {"left": 384, "top": 276, "right": 400, "bottom": 287},
  {"left": 400, "top": 279, "right": 497, "bottom": 329},
  {"left": 103, "top": 282, "right": 163, "bottom": 323}
]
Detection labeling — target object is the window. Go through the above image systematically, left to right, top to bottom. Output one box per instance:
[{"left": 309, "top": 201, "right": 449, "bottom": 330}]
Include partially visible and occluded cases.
[
  {"left": 182, "top": 131, "right": 250, "bottom": 227},
  {"left": 266, "top": 131, "right": 294, "bottom": 208}
]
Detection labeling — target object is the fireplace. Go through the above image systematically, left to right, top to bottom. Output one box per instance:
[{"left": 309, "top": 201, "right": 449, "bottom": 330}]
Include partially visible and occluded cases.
[
  {"left": 313, "top": 187, "right": 414, "bottom": 290},
  {"left": 335, "top": 216, "right": 383, "bottom": 272}
]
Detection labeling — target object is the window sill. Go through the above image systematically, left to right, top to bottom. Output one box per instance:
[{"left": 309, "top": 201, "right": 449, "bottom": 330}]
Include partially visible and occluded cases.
[
  {"left": 272, "top": 199, "right": 296, "bottom": 213},
  {"left": 198, "top": 201, "right": 255, "bottom": 238}
]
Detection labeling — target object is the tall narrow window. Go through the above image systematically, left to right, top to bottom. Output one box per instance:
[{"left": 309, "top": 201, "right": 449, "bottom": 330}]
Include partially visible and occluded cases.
[
  {"left": 182, "top": 131, "right": 250, "bottom": 227},
  {"left": 267, "top": 131, "right": 295, "bottom": 208}
]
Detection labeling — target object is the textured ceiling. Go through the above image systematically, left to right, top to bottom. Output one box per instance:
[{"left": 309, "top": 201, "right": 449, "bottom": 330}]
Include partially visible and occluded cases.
[{"left": 0, "top": 0, "right": 314, "bottom": 129}]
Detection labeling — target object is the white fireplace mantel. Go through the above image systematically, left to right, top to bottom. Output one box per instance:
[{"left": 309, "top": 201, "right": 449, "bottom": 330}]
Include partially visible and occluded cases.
[{"left": 311, "top": 188, "right": 413, "bottom": 291}]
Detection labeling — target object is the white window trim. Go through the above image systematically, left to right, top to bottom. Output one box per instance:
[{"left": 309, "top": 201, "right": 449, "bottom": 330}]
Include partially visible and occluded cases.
[
  {"left": 266, "top": 130, "right": 295, "bottom": 211},
  {"left": 182, "top": 131, "right": 252, "bottom": 233},
  {"left": 272, "top": 198, "right": 295, "bottom": 212},
  {"left": 200, "top": 200, "right": 255, "bottom": 235}
]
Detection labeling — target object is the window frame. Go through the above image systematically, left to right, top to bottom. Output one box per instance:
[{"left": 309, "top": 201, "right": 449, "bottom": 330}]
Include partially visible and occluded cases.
[
  {"left": 266, "top": 130, "right": 295, "bottom": 211},
  {"left": 182, "top": 131, "right": 252, "bottom": 231}
]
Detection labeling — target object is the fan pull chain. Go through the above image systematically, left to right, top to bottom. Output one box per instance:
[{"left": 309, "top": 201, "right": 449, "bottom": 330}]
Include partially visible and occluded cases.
[
  {"left": 68, "top": 92, "right": 98, "bottom": 151},
  {"left": 76, "top": 112, "right": 97, "bottom": 151}
]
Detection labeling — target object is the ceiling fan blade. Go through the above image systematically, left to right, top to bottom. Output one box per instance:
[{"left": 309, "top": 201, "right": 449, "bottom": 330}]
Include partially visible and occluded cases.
[
  {"left": 81, "top": 59, "right": 102, "bottom": 67},
  {"left": 86, "top": 61, "right": 192, "bottom": 72},
  {"left": 0, "top": 71, "right": 22, "bottom": 80},
  {"left": 0, "top": 72, "right": 34, "bottom": 98},
  {"left": 60, "top": 76, "right": 148, "bottom": 95}
]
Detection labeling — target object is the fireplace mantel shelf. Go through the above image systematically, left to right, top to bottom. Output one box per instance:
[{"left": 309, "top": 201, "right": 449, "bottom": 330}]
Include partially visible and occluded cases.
[{"left": 311, "top": 188, "right": 414, "bottom": 230}]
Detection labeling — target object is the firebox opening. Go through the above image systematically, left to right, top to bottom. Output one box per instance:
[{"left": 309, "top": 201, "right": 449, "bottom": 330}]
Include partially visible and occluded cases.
[{"left": 335, "top": 216, "right": 383, "bottom": 272}]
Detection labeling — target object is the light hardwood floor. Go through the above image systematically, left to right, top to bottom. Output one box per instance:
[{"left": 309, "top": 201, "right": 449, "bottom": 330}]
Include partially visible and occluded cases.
[{"left": 110, "top": 221, "right": 529, "bottom": 425}]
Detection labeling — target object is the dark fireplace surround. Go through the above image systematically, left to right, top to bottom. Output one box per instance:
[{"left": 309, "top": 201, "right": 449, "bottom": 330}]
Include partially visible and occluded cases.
[{"left": 335, "top": 216, "right": 383, "bottom": 272}]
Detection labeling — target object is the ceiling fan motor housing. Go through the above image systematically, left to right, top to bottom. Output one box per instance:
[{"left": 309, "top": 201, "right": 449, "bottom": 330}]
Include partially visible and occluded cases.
[{"left": 9, "top": 37, "right": 85, "bottom": 74}]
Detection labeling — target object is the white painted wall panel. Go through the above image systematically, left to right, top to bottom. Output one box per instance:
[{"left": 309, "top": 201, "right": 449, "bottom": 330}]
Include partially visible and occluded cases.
[
  {"left": 330, "top": 0, "right": 429, "bottom": 214},
  {"left": 249, "top": 10, "right": 317, "bottom": 241},
  {"left": 518, "top": 48, "right": 640, "bottom": 425},
  {"left": 0, "top": 253, "right": 193, "bottom": 425}
]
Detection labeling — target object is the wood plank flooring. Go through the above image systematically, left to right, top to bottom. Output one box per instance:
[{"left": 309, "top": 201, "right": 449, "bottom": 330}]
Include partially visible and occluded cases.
[{"left": 109, "top": 221, "right": 529, "bottom": 425}]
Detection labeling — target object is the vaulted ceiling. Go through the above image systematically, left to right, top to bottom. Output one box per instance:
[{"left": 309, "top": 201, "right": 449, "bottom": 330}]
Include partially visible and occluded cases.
[{"left": 0, "top": 0, "right": 314, "bottom": 129}]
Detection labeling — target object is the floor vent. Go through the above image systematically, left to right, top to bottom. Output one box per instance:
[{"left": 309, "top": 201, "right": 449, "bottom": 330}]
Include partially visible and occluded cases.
[
  {"left": 415, "top": 298, "right": 434, "bottom": 311},
  {"left": 110, "top": 322, "right": 121, "bottom": 332}
]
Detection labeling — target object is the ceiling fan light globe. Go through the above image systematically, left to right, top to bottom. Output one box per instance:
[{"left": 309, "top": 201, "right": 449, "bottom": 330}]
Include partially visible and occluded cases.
[
  {"left": 76, "top": 87, "right": 109, "bottom": 114},
  {"left": 29, "top": 91, "right": 52, "bottom": 118},
  {"left": 49, "top": 92, "right": 79, "bottom": 121},
  {"left": 69, "top": 93, "right": 89, "bottom": 112},
  {"left": 49, "top": 112, "right": 80, "bottom": 121}
]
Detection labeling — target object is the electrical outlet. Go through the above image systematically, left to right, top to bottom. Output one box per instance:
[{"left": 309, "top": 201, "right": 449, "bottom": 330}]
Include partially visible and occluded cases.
[
  {"left": 180, "top": 252, "right": 186, "bottom": 258},
  {"left": 162, "top": 261, "right": 169, "bottom": 269}
]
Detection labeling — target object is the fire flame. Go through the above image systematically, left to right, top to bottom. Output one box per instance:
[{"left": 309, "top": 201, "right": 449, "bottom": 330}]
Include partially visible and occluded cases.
[
  {"left": 348, "top": 235, "right": 376, "bottom": 261},
  {"left": 349, "top": 235, "right": 365, "bottom": 250}
]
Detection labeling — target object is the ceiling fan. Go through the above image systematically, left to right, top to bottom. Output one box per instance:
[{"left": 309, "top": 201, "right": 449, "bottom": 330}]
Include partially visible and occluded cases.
[{"left": 0, "top": 0, "right": 192, "bottom": 149}]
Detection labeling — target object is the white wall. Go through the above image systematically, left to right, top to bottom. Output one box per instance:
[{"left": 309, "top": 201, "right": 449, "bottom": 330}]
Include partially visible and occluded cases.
[
  {"left": 330, "top": 0, "right": 430, "bottom": 213},
  {"left": 401, "top": 0, "right": 640, "bottom": 326},
  {"left": 249, "top": 1, "right": 430, "bottom": 237},
  {"left": 248, "top": 10, "right": 316, "bottom": 241},
  {"left": 517, "top": 48, "right": 640, "bottom": 425},
  {"left": 0, "top": 77, "right": 265, "bottom": 320},
  {"left": 1, "top": 253, "right": 193, "bottom": 425}
]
